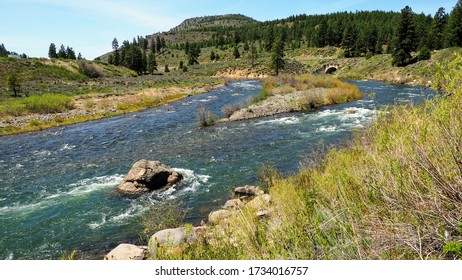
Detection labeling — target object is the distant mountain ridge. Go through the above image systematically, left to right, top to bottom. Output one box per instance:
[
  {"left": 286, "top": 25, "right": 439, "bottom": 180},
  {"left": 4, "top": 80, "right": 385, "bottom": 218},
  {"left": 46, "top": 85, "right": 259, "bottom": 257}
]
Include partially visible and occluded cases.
[{"left": 169, "top": 14, "right": 257, "bottom": 32}]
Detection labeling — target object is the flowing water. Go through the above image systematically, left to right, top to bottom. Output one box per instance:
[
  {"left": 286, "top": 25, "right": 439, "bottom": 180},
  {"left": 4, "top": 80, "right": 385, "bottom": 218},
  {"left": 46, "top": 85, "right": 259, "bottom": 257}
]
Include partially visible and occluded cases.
[{"left": 0, "top": 80, "right": 436, "bottom": 259}]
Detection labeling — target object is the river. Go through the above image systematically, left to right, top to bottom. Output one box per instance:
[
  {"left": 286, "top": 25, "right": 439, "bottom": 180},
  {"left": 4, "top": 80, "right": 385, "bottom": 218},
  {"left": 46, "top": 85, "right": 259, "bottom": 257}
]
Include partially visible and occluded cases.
[{"left": 0, "top": 80, "right": 436, "bottom": 259}]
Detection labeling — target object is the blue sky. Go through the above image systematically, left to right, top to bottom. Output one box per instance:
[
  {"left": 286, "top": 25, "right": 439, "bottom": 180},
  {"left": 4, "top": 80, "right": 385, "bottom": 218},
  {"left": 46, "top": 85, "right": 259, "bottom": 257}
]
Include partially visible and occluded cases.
[{"left": 0, "top": 0, "right": 457, "bottom": 59}]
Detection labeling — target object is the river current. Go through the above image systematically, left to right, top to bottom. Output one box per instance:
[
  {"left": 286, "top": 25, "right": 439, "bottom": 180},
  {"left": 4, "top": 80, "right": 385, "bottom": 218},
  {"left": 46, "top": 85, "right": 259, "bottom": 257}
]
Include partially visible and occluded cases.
[{"left": 0, "top": 79, "right": 436, "bottom": 259}]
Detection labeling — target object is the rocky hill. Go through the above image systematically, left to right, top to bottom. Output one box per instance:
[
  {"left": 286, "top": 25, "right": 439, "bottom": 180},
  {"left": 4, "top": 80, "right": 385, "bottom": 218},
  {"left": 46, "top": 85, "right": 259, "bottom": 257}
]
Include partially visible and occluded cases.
[
  {"left": 146, "top": 14, "right": 257, "bottom": 46},
  {"left": 169, "top": 14, "right": 257, "bottom": 32}
]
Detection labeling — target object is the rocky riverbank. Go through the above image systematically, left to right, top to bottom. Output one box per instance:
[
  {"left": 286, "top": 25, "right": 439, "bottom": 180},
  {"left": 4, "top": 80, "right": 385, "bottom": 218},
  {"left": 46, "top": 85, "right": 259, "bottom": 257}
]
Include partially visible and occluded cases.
[{"left": 104, "top": 184, "right": 268, "bottom": 260}]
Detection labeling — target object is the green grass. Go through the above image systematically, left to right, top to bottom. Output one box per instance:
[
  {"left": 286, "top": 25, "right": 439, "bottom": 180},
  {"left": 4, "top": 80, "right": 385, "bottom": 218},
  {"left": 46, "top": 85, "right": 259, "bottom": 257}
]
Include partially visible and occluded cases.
[
  {"left": 156, "top": 52, "right": 462, "bottom": 260},
  {"left": 22, "top": 94, "right": 75, "bottom": 113}
]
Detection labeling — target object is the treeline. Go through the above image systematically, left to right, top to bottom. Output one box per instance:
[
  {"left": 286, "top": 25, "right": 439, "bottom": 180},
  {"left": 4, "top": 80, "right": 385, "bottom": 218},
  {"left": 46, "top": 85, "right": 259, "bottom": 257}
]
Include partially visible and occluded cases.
[
  {"left": 170, "top": 2, "right": 462, "bottom": 60},
  {"left": 198, "top": 3, "right": 461, "bottom": 56},
  {"left": 105, "top": 37, "right": 160, "bottom": 75},
  {"left": 0, "top": 43, "right": 27, "bottom": 58},
  {"left": 48, "top": 43, "right": 83, "bottom": 60}
]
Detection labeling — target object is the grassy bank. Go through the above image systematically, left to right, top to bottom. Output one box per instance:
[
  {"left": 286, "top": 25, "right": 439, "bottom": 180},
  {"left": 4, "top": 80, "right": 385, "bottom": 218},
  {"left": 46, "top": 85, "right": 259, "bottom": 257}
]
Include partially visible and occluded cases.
[
  {"left": 157, "top": 53, "right": 462, "bottom": 260},
  {"left": 261, "top": 74, "right": 363, "bottom": 105},
  {"left": 0, "top": 93, "right": 189, "bottom": 136}
]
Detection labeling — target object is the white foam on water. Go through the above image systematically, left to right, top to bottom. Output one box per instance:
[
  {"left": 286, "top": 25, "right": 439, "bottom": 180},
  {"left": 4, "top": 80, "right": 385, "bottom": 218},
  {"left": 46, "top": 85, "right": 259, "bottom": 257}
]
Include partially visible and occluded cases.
[
  {"left": 232, "top": 80, "right": 259, "bottom": 89},
  {"left": 256, "top": 116, "right": 300, "bottom": 126},
  {"left": 317, "top": 125, "right": 340, "bottom": 132},
  {"left": 60, "top": 143, "right": 76, "bottom": 151},
  {"left": 32, "top": 150, "right": 52, "bottom": 156},
  {"left": 15, "top": 164, "right": 23, "bottom": 169},
  {"left": 148, "top": 168, "right": 211, "bottom": 202},
  {"left": 173, "top": 168, "right": 211, "bottom": 193},
  {"left": 0, "top": 174, "right": 124, "bottom": 216},
  {"left": 66, "top": 174, "right": 124, "bottom": 196},
  {"left": 109, "top": 204, "right": 146, "bottom": 224},
  {"left": 88, "top": 214, "right": 107, "bottom": 229},
  {"left": 4, "top": 252, "right": 13, "bottom": 260}
]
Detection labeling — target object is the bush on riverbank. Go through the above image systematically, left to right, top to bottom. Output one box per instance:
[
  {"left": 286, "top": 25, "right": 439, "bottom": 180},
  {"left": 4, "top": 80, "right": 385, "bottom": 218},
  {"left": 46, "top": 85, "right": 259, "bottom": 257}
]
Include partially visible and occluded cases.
[
  {"left": 160, "top": 53, "right": 462, "bottom": 260},
  {"left": 197, "top": 107, "right": 217, "bottom": 127}
]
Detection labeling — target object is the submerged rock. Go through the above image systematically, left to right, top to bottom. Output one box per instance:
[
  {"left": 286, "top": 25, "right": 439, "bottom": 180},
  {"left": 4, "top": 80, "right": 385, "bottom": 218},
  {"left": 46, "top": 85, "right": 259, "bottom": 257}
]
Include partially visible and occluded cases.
[{"left": 117, "top": 160, "right": 182, "bottom": 195}]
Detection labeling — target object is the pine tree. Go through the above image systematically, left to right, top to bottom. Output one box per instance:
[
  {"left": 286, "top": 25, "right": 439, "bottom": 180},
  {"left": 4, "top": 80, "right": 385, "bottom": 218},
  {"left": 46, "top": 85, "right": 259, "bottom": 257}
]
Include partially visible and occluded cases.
[
  {"left": 446, "top": 0, "right": 462, "bottom": 47},
  {"left": 392, "top": 6, "right": 417, "bottom": 66},
  {"left": 430, "top": 8, "right": 448, "bottom": 49},
  {"left": 265, "top": 25, "right": 275, "bottom": 52},
  {"left": 342, "top": 25, "right": 357, "bottom": 57},
  {"left": 156, "top": 37, "right": 162, "bottom": 53},
  {"left": 270, "top": 37, "right": 285, "bottom": 75},
  {"left": 112, "top": 38, "right": 120, "bottom": 65},
  {"left": 243, "top": 41, "right": 250, "bottom": 51},
  {"left": 48, "top": 43, "right": 57, "bottom": 58},
  {"left": 250, "top": 43, "right": 257, "bottom": 66},
  {"left": 57, "top": 44, "right": 67, "bottom": 59},
  {"left": 124, "top": 44, "right": 144, "bottom": 74},
  {"left": 187, "top": 44, "right": 200, "bottom": 65},
  {"left": 66, "top": 46, "right": 76, "bottom": 60},
  {"left": 233, "top": 46, "right": 240, "bottom": 59},
  {"left": 147, "top": 51, "right": 157, "bottom": 74},
  {"left": 77, "top": 53, "right": 83, "bottom": 60},
  {"left": 108, "top": 54, "right": 114, "bottom": 65},
  {"left": 6, "top": 74, "right": 20, "bottom": 97}
]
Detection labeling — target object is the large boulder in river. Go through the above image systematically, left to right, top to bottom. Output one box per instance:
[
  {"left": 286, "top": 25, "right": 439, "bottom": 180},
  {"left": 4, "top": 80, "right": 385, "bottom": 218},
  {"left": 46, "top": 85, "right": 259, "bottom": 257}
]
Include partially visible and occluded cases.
[{"left": 117, "top": 160, "right": 182, "bottom": 195}]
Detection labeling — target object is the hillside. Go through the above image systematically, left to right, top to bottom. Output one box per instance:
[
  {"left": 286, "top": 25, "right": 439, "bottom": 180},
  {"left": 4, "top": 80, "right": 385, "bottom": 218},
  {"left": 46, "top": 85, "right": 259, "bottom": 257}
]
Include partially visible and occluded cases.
[{"left": 169, "top": 14, "right": 257, "bottom": 32}]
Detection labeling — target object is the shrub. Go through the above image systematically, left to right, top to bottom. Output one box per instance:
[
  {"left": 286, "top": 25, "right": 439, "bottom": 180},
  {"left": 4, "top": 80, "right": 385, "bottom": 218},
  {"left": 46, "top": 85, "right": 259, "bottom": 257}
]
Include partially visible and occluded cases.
[
  {"left": 417, "top": 47, "right": 431, "bottom": 61},
  {"left": 365, "top": 51, "right": 373, "bottom": 60},
  {"left": 78, "top": 61, "right": 103, "bottom": 78},
  {"left": 251, "top": 88, "right": 270, "bottom": 103},
  {"left": 23, "top": 94, "right": 75, "bottom": 113},
  {"left": 0, "top": 102, "right": 25, "bottom": 117},
  {"left": 115, "top": 102, "right": 130, "bottom": 111},
  {"left": 221, "top": 103, "right": 241, "bottom": 118},
  {"left": 197, "top": 107, "right": 216, "bottom": 127},
  {"left": 28, "top": 119, "right": 41, "bottom": 126},
  {"left": 139, "top": 200, "right": 186, "bottom": 244},
  {"left": 443, "top": 242, "right": 462, "bottom": 259}
]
